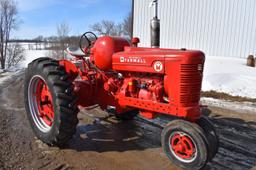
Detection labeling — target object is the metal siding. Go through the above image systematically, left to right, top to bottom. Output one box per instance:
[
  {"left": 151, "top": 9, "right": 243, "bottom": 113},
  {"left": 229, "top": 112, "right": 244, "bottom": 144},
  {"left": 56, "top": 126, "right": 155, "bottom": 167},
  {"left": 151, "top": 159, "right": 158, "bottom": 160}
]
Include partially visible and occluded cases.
[{"left": 133, "top": 0, "right": 256, "bottom": 58}]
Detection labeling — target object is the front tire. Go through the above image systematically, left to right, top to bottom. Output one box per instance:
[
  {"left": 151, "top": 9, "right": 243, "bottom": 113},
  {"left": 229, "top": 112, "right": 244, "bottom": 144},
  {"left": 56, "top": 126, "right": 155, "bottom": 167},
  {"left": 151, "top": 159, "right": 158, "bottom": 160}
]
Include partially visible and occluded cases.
[
  {"left": 24, "top": 57, "right": 79, "bottom": 146},
  {"left": 197, "top": 116, "right": 219, "bottom": 161},
  {"left": 161, "top": 119, "right": 208, "bottom": 170}
]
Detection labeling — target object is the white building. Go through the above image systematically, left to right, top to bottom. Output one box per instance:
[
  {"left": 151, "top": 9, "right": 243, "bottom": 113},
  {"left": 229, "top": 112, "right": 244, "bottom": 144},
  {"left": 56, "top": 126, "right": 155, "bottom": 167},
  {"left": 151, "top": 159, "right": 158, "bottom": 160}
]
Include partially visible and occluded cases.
[{"left": 132, "top": 0, "right": 256, "bottom": 58}]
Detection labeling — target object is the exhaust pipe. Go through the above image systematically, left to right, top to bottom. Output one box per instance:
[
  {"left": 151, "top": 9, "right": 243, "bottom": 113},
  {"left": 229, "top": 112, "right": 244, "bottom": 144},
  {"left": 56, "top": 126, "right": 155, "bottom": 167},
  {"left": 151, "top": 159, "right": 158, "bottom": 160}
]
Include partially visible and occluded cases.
[{"left": 150, "top": 0, "right": 160, "bottom": 48}]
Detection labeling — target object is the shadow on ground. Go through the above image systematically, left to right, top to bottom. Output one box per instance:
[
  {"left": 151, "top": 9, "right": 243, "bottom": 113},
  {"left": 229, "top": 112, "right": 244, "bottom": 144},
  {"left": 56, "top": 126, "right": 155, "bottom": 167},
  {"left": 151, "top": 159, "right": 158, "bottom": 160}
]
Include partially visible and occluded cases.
[
  {"left": 66, "top": 107, "right": 256, "bottom": 170},
  {"left": 203, "top": 108, "right": 256, "bottom": 170},
  {"left": 68, "top": 113, "right": 162, "bottom": 153}
]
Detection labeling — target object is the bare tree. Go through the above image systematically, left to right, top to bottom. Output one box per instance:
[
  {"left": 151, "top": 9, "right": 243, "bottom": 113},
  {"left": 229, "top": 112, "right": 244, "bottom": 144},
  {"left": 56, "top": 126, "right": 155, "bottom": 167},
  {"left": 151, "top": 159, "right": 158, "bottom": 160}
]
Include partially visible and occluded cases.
[
  {"left": 0, "top": 0, "right": 18, "bottom": 69},
  {"left": 90, "top": 12, "right": 132, "bottom": 38},
  {"left": 123, "top": 12, "right": 133, "bottom": 38},
  {"left": 90, "top": 20, "right": 123, "bottom": 36},
  {"left": 51, "top": 22, "right": 70, "bottom": 59},
  {"left": 57, "top": 22, "right": 70, "bottom": 41},
  {"left": 57, "top": 22, "right": 70, "bottom": 58},
  {"left": 112, "top": 23, "right": 123, "bottom": 36},
  {"left": 34, "top": 35, "right": 43, "bottom": 50},
  {"left": 6, "top": 43, "right": 24, "bottom": 68}
]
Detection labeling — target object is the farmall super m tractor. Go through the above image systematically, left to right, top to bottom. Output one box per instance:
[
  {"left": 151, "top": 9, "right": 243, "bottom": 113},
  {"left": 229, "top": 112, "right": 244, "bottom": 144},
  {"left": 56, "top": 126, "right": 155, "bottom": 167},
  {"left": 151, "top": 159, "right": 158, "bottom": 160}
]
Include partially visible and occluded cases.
[{"left": 24, "top": 2, "right": 218, "bottom": 169}]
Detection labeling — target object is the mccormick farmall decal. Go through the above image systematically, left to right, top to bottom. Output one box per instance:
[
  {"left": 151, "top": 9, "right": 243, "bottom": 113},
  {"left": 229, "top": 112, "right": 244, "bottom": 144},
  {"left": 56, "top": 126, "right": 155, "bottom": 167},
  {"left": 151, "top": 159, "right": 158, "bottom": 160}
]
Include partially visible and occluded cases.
[{"left": 120, "top": 56, "right": 146, "bottom": 64}]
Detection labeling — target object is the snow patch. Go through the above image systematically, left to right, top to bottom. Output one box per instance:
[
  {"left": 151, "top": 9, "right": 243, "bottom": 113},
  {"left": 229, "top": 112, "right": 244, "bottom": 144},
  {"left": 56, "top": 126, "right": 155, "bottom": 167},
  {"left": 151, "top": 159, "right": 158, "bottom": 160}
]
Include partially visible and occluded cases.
[
  {"left": 0, "top": 49, "right": 55, "bottom": 85},
  {"left": 19, "top": 50, "right": 51, "bottom": 68},
  {"left": 202, "top": 56, "right": 256, "bottom": 99},
  {"left": 0, "top": 70, "right": 23, "bottom": 85},
  {"left": 201, "top": 97, "right": 256, "bottom": 114}
]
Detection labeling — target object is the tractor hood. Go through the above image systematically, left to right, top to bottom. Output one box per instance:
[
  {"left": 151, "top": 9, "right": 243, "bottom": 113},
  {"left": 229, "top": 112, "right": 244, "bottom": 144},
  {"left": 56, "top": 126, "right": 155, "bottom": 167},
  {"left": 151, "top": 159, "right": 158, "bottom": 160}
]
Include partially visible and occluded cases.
[{"left": 112, "top": 47, "right": 205, "bottom": 74}]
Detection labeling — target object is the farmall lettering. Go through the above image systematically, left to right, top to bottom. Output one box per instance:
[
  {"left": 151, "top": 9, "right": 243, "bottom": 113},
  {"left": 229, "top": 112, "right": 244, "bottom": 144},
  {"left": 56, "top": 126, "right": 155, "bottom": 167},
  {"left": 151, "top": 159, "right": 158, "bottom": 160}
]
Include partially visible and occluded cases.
[{"left": 120, "top": 56, "right": 146, "bottom": 64}]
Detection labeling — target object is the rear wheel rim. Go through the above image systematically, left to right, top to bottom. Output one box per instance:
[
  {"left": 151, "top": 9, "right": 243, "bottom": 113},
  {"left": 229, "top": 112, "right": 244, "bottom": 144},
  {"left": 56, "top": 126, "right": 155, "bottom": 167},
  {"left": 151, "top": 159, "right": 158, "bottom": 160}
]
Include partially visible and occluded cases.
[
  {"left": 28, "top": 75, "right": 54, "bottom": 133},
  {"left": 169, "top": 131, "right": 197, "bottom": 163}
]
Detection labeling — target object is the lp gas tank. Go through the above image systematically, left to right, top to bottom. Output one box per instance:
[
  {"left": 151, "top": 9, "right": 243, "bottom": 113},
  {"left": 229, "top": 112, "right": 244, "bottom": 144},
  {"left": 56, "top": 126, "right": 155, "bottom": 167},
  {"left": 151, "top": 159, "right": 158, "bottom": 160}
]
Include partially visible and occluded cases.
[{"left": 91, "top": 36, "right": 129, "bottom": 70}]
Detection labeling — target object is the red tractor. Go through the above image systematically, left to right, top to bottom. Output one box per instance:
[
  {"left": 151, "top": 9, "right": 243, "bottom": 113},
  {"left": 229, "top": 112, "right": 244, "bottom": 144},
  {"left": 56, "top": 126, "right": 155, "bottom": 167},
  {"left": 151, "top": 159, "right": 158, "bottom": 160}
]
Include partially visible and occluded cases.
[{"left": 24, "top": 32, "right": 219, "bottom": 169}]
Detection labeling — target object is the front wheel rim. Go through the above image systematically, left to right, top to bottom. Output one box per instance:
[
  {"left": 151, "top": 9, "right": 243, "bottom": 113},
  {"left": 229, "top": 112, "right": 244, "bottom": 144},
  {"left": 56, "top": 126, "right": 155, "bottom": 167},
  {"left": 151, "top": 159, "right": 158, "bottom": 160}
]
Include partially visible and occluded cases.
[
  {"left": 28, "top": 75, "right": 54, "bottom": 133},
  {"left": 168, "top": 131, "right": 198, "bottom": 163}
]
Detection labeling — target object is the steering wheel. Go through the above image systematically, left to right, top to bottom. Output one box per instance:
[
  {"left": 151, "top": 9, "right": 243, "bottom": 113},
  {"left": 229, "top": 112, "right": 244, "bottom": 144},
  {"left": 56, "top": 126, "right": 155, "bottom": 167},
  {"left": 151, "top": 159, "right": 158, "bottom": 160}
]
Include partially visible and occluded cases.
[{"left": 79, "top": 32, "right": 98, "bottom": 54}]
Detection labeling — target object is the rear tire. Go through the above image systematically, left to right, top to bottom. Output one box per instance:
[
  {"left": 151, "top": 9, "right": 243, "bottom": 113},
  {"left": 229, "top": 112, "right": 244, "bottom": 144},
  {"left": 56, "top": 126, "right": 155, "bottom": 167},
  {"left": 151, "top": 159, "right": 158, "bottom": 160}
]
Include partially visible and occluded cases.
[
  {"left": 24, "top": 57, "right": 79, "bottom": 146},
  {"left": 161, "top": 119, "right": 208, "bottom": 170}
]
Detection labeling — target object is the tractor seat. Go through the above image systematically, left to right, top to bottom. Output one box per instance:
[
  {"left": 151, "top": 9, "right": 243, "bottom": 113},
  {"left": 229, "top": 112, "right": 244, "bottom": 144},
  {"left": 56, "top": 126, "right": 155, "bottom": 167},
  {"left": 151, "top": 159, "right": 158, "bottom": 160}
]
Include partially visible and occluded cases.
[{"left": 66, "top": 47, "right": 85, "bottom": 57}]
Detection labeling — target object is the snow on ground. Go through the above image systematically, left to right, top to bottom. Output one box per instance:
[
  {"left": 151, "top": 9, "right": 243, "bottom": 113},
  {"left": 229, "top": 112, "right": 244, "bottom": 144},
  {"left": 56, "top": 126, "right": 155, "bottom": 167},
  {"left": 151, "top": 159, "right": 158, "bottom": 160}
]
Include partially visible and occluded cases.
[
  {"left": 0, "top": 49, "right": 50, "bottom": 85},
  {"left": 19, "top": 50, "right": 51, "bottom": 68},
  {"left": 202, "top": 56, "right": 256, "bottom": 99},
  {"left": 0, "top": 70, "right": 23, "bottom": 84},
  {"left": 201, "top": 97, "right": 256, "bottom": 114}
]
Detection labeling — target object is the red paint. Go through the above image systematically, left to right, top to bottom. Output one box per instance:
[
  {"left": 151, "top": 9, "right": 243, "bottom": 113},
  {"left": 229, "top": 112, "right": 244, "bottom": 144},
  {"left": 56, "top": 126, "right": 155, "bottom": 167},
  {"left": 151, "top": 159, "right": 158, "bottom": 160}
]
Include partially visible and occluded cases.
[
  {"left": 91, "top": 36, "right": 129, "bottom": 70},
  {"left": 131, "top": 37, "right": 140, "bottom": 47},
  {"left": 59, "top": 60, "right": 79, "bottom": 81},
  {"left": 35, "top": 78, "right": 54, "bottom": 126},
  {"left": 139, "top": 111, "right": 155, "bottom": 119},
  {"left": 170, "top": 133, "right": 196, "bottom": 160}
]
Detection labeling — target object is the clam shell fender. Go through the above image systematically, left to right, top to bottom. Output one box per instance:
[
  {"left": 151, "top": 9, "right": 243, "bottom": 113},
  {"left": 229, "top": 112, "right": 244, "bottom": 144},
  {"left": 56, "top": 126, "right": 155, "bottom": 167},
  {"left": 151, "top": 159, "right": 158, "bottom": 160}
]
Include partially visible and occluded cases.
[
  {"left": 91, "top": 36, "right": 129, "bottom": 70},
  {"left": 59, "top": 60, "right": 78, "bottom": 81}
]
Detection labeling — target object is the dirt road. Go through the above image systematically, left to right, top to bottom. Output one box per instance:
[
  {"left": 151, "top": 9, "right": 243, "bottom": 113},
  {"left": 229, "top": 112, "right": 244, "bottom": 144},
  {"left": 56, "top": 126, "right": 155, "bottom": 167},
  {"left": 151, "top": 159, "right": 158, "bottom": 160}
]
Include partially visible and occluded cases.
[{"left": 0, "top": 71, "right": 255, "bottom": 170}]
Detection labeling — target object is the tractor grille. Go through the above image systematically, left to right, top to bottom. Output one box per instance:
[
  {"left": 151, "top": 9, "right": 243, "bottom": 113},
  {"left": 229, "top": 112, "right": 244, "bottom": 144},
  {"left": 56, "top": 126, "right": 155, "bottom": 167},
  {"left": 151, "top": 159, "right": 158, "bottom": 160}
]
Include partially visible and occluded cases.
[{"left": 180, "top": 64, "right": 203, "bottom": 106}]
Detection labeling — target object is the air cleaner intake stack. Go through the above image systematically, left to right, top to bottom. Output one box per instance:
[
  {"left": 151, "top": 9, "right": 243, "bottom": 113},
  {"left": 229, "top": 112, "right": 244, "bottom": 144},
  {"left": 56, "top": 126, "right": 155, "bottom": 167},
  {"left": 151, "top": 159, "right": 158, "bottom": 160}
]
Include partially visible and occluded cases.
[{"left": 150, "top": 0, "right": 160, "bottom": 48}]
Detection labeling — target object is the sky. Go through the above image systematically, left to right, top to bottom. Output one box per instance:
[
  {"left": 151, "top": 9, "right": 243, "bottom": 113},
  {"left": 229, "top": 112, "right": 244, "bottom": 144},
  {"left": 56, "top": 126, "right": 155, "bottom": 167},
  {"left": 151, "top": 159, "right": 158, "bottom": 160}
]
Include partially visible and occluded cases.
[{"left": 13, "top": 0, "right": 132, "bottom": 39}]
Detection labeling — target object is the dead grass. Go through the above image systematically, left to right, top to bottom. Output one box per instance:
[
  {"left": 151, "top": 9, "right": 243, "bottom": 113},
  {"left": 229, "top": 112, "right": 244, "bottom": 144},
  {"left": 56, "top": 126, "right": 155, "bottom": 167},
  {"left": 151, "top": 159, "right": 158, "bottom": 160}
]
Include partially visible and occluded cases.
[{"left": 201, "top": 90, "right": 256, "bottom": 103}]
